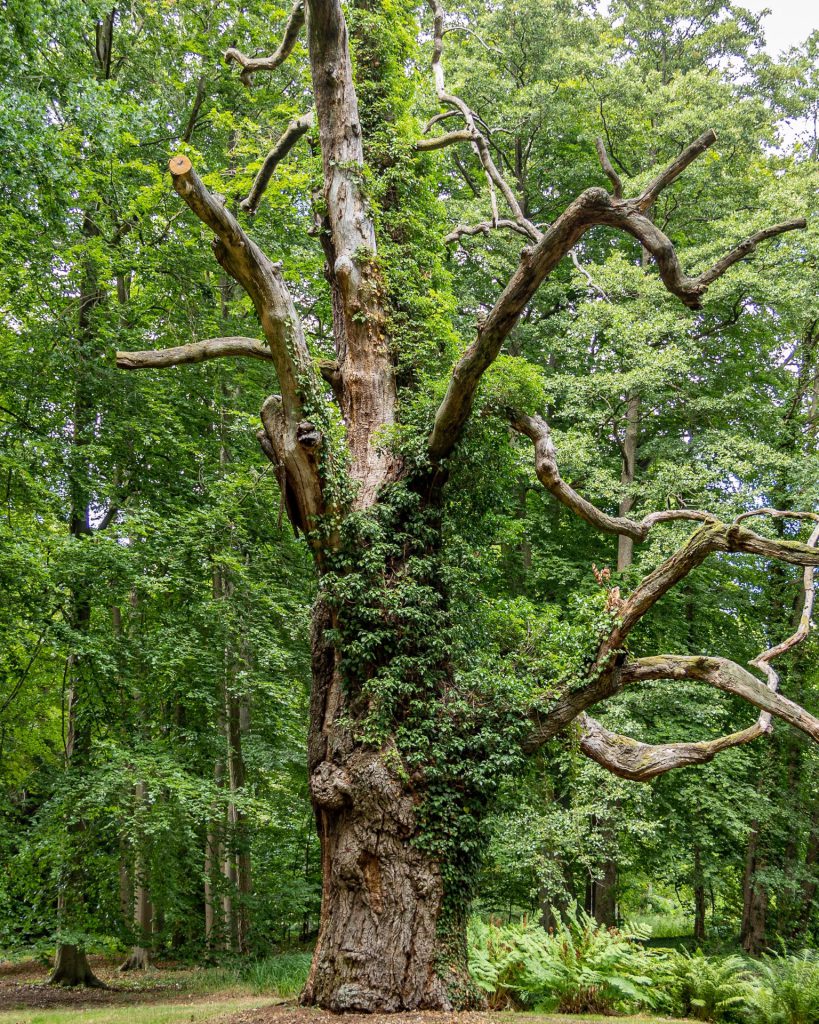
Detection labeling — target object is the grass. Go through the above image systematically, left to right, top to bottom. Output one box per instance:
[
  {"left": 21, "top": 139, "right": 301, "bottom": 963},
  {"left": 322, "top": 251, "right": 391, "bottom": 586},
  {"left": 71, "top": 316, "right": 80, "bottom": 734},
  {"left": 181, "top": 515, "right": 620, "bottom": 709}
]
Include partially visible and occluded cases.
[
  {"left": 625, "top": 913, "right": 694, "bottom": 939},
  {"left": 183, "top": 952, "right": 312, "bottom": 997},
  {"left": 0, "top": 995, "right": 268, "bottom": 1024},
  {"left": 0, "top": 1007, "right": 697, "bottom": 1024}
]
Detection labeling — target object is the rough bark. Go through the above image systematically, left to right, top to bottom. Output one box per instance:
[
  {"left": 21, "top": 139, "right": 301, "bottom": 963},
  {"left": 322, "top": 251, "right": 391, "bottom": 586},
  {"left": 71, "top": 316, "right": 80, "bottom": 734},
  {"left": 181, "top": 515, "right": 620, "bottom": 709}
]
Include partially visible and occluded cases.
[
  {"left": 305, "top": 0, "right": 398, "bottom": 507},
  {"left": 302, "top": 601, "right": 469, "bottom": 1011},
  {"left": 303, "top": 747, "right": 452, "bottom": 1011}
]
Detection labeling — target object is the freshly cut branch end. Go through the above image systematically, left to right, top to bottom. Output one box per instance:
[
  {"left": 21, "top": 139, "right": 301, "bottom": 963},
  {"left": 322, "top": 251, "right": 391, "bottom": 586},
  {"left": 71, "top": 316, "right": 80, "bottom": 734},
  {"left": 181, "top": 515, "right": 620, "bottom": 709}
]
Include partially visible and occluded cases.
[{"left": 169, "top": 154, "right": 192, "bottom": 177}]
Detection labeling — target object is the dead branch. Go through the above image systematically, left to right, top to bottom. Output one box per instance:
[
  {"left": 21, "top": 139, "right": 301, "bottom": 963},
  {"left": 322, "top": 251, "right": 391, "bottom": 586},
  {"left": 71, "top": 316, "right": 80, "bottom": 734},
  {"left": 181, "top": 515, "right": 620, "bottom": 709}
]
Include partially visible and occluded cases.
[
  {"left": 224, "top": 0, "right": 305, "bottom": 87},
  {"left": 241, "top": 110, "right": 314, "bottom": 214},
  {"left": 427, "top": 128, "right": 806, "bottom": 461},
  {"left": 117, "top": 337, "right": 274, "bottom": 370}
]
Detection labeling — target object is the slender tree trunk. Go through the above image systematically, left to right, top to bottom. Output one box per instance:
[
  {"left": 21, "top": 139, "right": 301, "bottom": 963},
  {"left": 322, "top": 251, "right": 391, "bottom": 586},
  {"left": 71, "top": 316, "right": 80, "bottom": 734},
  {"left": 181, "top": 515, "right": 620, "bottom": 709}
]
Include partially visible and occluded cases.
[
  {"left": 616, "top": 395, "right": 640, "bottom": 573},
  {"left": 585, "top": 396, "right": 639, "bottom": 929},
  {"left": 227, "top": 695, "right": 252, "bottom": 953},
  {"left": 120, "top": 782, "right": 152, "bottom": 971},
  {"left": 793, "top": 805, "right": 819, "bottom": 939},
  {"left": 741, "top": 822, "right": 767, "bottom": 953},
  {"left": 693, "top": 844, "right": 706, "bottom": 943},
  {"left": 588, "top": 859, "right": 617, "bottom": 927}
]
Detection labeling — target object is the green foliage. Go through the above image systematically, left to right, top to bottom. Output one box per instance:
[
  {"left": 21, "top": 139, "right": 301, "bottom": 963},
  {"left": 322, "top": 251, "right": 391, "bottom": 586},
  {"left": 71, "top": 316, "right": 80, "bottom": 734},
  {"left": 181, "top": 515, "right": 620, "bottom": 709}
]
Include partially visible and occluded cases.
[
  {"left": 466, "top": 910, "right": 664, "bottom": 1013},
  {"left": 665, "top": 949, "right": 753, "bottom": 1021},
  {"left": 745, "top": 950, "right": 819, "bottom": 1024},
  {"left": 186, "top": 952, "right": 312, "bottom": 997}
]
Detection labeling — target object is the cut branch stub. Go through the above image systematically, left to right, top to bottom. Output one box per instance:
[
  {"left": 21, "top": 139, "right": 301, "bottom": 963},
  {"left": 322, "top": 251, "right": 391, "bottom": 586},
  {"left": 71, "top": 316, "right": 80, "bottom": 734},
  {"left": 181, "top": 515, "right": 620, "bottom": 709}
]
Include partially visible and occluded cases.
[{"left": 169, "top": 154, "right": 192, "bottom": 177}]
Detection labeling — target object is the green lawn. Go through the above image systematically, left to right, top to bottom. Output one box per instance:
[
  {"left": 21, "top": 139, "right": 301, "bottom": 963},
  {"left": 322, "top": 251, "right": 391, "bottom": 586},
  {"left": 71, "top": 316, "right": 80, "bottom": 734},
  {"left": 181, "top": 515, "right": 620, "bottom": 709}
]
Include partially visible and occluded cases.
[
  {"left": 0, "top": 996, "right": 268, "bottom": 1024},
  {"left": 0, "top": 1006, "right": 694, "bottom": 1024}
]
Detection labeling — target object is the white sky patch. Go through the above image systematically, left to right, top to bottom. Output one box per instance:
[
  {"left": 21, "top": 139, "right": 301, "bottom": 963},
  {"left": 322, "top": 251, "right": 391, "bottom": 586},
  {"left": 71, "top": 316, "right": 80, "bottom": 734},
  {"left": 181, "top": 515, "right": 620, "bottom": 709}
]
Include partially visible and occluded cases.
[{"left": 741, "top": 0, "right": 819, "bottom": 53}]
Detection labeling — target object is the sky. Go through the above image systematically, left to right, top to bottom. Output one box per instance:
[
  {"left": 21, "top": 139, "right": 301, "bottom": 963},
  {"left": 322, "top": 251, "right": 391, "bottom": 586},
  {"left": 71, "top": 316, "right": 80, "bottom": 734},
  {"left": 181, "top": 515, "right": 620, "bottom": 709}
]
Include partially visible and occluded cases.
[{"left": 742, "top": 0, "right": 819, "bottom": 53}]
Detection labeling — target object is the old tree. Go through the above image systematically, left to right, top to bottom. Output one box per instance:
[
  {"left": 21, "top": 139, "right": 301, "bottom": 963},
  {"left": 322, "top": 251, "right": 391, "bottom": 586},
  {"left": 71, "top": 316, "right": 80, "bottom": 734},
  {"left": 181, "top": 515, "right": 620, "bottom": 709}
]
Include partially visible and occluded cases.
[{"left": 116, "top": 0, "right": 819, "bottom": 1012}]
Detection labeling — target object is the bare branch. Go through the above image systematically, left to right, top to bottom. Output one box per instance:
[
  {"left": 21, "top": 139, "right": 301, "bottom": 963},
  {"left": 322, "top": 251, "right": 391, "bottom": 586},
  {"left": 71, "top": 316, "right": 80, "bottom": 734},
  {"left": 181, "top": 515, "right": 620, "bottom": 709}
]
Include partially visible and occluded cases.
[
  {"left": 224, "top": 0, "right": 305, "bottom": 87},
  {"left": 426, "top": 0, "right": 536, "bottom": 240},
  {"left": 240, "top": 110, "right": 314, "bottom": 215},
  {"left": 415, "top": 129, "right": 475, "bottom": 152},
  {"left": 636, "top": 129, "right": 717, "bottom": 211},
  {"left": 427, "top": 130, "right": 807, "bottom": 462},
  {"left": 595, "top": 137, "right": 622, "bottom": 198},
  {"left": 155, "top": 155, "right": 326, "bottom": 537},
  {"left": 167, "top": 156, "right": 311, "bottom": 407},
  {"left": 445, "top": 219, "right": 533, "bottom": 245},
  {"left": 696, "top": 220, "right": 809, "bottom": 286},
  {"left": 571, "top": 249, "right": 609, "bottom": 300},
  {"left": 117, "top": 336, "right": 274, "bottom": 370},
  {"left": 509, "top": 411, "right": 715, "bottom": 542},
  {"left": 579, "top": 505, "right": 819, "bottom": 780},
  {"left": 522, "top": 519, "right": 819, "bottom": 752},
  {"left": 750, "top": 521, "right": 819, "bottom": 728},
  {"left": 620, "top": 655, "right": 819, "bottom": 742},
  {"left": 578, "top": 714, "right": 765, "bottom": 781}
]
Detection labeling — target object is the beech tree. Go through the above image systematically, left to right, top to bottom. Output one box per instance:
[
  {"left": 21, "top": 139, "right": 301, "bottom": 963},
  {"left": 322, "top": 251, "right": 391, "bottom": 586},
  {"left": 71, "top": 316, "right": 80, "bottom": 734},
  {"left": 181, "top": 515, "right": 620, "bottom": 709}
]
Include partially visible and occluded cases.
[{"left": 115, "top": 0, "right": 819, "bottom": 1011}]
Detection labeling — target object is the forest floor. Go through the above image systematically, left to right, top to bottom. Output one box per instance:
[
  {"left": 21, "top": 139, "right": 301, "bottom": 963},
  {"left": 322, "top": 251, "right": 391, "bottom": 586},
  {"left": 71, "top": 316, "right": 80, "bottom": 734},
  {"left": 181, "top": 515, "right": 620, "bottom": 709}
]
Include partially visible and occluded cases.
[{"left": 0, "top": 959, "right": 690, "bottom": 1024}]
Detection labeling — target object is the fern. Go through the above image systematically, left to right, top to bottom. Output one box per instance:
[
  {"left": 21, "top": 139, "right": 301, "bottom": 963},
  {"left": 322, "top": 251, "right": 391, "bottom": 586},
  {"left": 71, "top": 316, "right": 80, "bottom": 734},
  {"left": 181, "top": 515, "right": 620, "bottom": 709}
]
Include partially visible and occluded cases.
[
  {"left": 467, "top": 909, "right": 667, "bottom": 1013},
  {"left": 666, "top": 949, "right": 753, "bottom": 1021},
  {"left": 746, "top": 949, "right": 819, "bottom": 1024}
]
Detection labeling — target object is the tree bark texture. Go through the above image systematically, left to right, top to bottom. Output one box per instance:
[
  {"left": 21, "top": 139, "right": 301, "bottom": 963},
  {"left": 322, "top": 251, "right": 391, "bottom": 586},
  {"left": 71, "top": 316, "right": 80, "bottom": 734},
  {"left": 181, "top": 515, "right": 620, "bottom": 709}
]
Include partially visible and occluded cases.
[{"left": 301, "top": 600, "right": 473, "bottom": 1011}]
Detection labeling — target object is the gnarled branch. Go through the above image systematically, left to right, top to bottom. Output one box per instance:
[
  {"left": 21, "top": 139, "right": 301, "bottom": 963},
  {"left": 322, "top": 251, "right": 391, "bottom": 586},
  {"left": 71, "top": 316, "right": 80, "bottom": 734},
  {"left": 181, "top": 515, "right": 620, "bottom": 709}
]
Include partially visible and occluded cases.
[
  {"left": 224, "top": 0, "right": 305, "bottom": 87},
  {"left": 425, "top": 1, "right": 537, "bottom": 243},
  {"left": 240, "top": 110, "right": 314, "bottom": 215},
  {"left": 415, "top": 129, "right": 475, "bottom": 152},
  {"left": 427, "top": 132, "right": 806, "bottom": 461},
  {"left": 595, "top": 137, "right": 622, "bottom": 198},
  {"left": 130, "top": 156, "right": 326, "bottom": 540},
  {"left": 445, "top": 219, "right": 533, "bottom": 245},
  {"left": 117, "top": 336, "right": 274, "bottom": 370},
  {"left": 509, "top": 411, "right": 715, "bottom": 542},
  {"left": 523, "top": 520, "right": 819, "bottom": 751},
  {"left": 619, "top": 655, "right": 819, "bottom": 742},
  {"left": 578, "top": 714, "right": 765, "bottom": 781}
]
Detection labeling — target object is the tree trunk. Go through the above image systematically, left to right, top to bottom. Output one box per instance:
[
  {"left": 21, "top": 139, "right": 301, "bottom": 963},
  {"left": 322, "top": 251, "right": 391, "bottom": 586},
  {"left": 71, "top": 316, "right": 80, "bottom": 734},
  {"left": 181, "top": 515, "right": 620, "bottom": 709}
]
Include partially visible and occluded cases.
[
  {"left": 616, "top": 394, "right": 640, "bottom": 573},
  {"left": 301, "top": 602, "right": 476, "bottom": 1012},
  {"left": 303, "top": 749, "right": 454, "bottom": 1011},
  {"left": 120, "top": 782, "right": 152, "bottom": 971},
  {"left": 793, "top": 805, "right": 819, "bottom": 939},
  {"left": 741, "top": 822, "right": 767, "bottom": 953},
  {"left": 692, "top": 844, "right": 706, "bottom": 942},
  {"left": 588, "top": 859, "right": 617, "bottom": 927},
  {"left": 49, "top": 942, "right": 106, "bottom": 988}
]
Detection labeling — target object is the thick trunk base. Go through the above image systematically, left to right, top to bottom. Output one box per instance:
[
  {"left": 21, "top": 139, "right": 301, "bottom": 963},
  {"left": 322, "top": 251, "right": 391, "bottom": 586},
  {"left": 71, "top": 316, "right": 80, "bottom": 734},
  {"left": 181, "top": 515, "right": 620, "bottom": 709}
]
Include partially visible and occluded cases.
[
  {"left": 301, "top": 750, "right": 478, "bottom": 1012},
  {"left": 49, "top": 945, "right": 107, "bottom": 988},
  {"left": 119, "top": 946, "right": 150, "bottom": 971}
]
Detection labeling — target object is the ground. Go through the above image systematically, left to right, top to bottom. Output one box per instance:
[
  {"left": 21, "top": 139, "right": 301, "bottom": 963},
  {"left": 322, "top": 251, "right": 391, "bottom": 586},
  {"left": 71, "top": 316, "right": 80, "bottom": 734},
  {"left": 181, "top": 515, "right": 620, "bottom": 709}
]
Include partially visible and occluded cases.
[{"left": 0, "top": 959, "right": 690, "bottom": 1024}]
